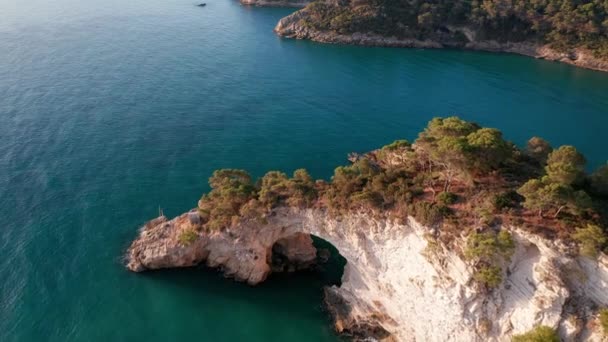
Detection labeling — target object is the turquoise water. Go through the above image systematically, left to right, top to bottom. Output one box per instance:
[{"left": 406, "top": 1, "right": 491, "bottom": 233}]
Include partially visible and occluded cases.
[{"left": 1, "top": 0, "right": 608, "bottom": 341}]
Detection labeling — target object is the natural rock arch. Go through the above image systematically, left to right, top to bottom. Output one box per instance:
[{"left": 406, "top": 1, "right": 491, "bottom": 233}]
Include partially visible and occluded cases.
[{"left": 126, "top": 208, "right": 608, "bottom": 341}]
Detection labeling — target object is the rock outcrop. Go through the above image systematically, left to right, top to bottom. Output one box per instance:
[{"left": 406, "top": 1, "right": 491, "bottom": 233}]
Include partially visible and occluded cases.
[
  {"left": 240, "top": 0, "right": 310, "bottom": 8},
  {"left": 274, "top": 10, "right": 608, "bottom": 73},
  {"left": 126, "top": 207, "right": 608, "bottom": 341}
]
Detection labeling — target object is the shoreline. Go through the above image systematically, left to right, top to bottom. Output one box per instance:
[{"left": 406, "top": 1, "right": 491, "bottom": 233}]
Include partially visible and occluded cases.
[
  {"left": 240, "top": 0, "right": 309, "bottom": 8},
  {"left": 274, "top": 12, "right": 608, "bottom": 73}
]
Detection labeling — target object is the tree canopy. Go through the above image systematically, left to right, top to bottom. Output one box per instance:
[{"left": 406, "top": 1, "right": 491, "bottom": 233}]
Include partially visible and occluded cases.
[
  {"left": 301, "top": 0, "right": 608, "bottom": 59},
  {"left": 193, "top": 116, "right": 607, "bottom": 263},
  {"left": 545, "top": 145, "right": 586, "bottom": 186}
]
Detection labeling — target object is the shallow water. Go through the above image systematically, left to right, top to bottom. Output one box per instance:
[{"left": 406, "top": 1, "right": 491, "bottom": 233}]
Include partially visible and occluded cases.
[{"left": 1, "top": 0, "right": 608, "bottom": 341}]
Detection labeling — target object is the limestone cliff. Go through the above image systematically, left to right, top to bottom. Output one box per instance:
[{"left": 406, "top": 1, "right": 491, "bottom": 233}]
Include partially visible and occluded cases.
[{"left": 126, "top": 207, "right": 608, "bottom": 341}]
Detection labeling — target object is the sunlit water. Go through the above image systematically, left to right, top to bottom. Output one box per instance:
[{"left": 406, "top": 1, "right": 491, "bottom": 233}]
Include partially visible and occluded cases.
[{"left": 1, "top": 0, "right": 608, "bottom": 341}]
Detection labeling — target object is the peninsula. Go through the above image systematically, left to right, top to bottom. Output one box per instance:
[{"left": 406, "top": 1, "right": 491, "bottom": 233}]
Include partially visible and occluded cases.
[
  {"left": 267, "top": 0, "right": 608, "bottom": 72},
  {"left": 126, "top": 117, "right": 608, "bottom": 341}
]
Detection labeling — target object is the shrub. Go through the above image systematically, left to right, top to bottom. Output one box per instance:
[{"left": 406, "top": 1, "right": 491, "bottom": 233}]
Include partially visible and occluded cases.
[
  {"left": 545, "top": 146, "right": 586, "bottom": 186},
  {"left": 199, "top": 169, "right": 258, "bottom": 231},
  {"left": 259, "top": 169, "right": 317, "bottom": 209},
  {"left": 286, "top": 169, "right": 317, "bottom": 207},
  {"left": 258, "top": 171, "right": 290, "bottom": 208},
  {"left": 518, "top": 177, "right": 592, "bottom": 218},
  {"left": 437, "top": 191, "right": 457, "bottom": 206},
  {"left": 492, "top": 191, "right": 521, "bottom": 211},
  {"left": 239, "top": 199, "right": 267, "bottom": 224},
  {"left": 409, "top": 201, "right": 450, "bottom": 227},
  {"left": 474, "top": 205, "right": 495, "bottom": 225},
  {"left": 572, "top": 224, "right": 607, "bottom": 259},
  {"left": 178, "top": 229, "right": 198, "bottom": 246},
  {"left": 465, "top": 230, "right": 515, "bottom": 289},
  {"left": 466, "top": 230, "right": 515, "bottom": 260},
  {"left": 474, "top": 265, "right": 502, "bottom": 288},
  {"left": 599, "top": 308, "right": 608, "bottom": 335},
  {"left": 512, "top": 326, "right": 559, "bottom": 342}
]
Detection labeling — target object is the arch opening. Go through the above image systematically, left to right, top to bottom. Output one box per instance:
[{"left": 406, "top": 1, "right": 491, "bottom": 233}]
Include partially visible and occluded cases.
[{"left": 269, "top": 233, "right": 347, "bottom": 287}]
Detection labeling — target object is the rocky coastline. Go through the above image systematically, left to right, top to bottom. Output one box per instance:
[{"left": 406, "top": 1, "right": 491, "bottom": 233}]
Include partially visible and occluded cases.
[
  {"left": 239, "top": 0, "right": 310, "bottom": 8},
  {"left": 274, "top": 10, "right": 608, "bottom": 73},
  {"left": 126, "top": 207, "right": 608, "bottom": 341}
]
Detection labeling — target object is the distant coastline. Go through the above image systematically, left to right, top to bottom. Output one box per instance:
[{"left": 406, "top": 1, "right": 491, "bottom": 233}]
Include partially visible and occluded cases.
[
  {"left": 240, "top": 0, "right": 309, "bottom": 8},
  {"left": 252, "top": 0, "right": 608, "bottom": 73},
  {"left": 275, "top": 27, "right": 608, "bottom": 73}
]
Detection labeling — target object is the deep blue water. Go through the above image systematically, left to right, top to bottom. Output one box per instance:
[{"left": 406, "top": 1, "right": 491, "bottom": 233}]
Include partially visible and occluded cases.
[{"left": 1, "top": 0, "right": 608, "bottom": 341}]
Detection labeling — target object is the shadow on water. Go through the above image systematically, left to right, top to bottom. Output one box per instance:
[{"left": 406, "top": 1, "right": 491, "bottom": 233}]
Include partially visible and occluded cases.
[{"left": 137, "top": 235, "right": 347, "bottom": 334}]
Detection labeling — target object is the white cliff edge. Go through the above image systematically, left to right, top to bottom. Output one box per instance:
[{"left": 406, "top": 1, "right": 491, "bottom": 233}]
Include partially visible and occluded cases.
[{"left": 126, "top": 208, "right": 608, "bottom": 341}]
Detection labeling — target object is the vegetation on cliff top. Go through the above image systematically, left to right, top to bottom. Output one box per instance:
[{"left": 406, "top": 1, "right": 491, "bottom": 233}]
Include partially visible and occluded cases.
[
  {"left": 297, "top": 0, "right": 608, "bottom": 59},
  {"left": 195, "top": 116, "right": 608, "bottom": 268}
]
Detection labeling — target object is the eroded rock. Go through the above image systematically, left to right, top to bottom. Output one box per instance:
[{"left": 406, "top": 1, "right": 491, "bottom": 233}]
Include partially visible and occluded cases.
[{"left": 126, "top": 208, "right": 608, "bottom": 341}]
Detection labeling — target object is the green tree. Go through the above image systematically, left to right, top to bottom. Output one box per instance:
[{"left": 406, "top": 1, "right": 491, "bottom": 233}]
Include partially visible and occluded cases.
[
  {"left": 420, "top": 116, "right": 480, "bottom": 139},
  {"left": 416, "top": 117, "right": 479, "bottom": 191},
  {"left": 416, "top": 117, "right": 512, "bottom": 190},
  {"left": 466, "top": 127, "right": 513, "bottom": 172},
  {"left": 433, "top": 136, "right": 472, "bottom": 190},
  {"left": 545, "top": 146, "right": 586, "bottom": 186},
  {"left": 199, "top": 169, "right": 257, "bottom": 230},
  {"left": 209, "top": 169, "right": 255, "bottom": 192},
  {"left": 259, "top": 169, "right": 317, "bottom": 208},
  {"left": 287, "top": 169, "right": 317, "bottom": 207},
  {"left": 258, "top": 171, "right": 290, "bottom": 208},
  {"left": 518, "top": 178, "right": 591, "bottom": 218},
  {"left": 517, "top": 179, "right": 552, "bottom": 217},
  {"left": 572, "top": 224, "right": 607, "bottom": 258},
  {"left": 512, "top": 326, "right": 559, "bottom": 342}
]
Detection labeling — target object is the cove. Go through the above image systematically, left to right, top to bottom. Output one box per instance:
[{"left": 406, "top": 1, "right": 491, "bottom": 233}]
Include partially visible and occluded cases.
[{"left": 1, "top": 0, "right": 608, "bottom": 341}]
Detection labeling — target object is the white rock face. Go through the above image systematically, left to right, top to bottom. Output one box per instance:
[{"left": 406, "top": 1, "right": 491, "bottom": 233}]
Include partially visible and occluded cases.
[{"left": 126, "top": 208, "right": 608, "bottom": 341}]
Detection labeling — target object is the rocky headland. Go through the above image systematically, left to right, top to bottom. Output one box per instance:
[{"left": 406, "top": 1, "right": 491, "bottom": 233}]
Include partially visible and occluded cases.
[
  {"left": 272, "top": 0, "right": 608, "bottom": 73},
  {"left": 126, "top": 117, "right": 608, "bottom": 340}
]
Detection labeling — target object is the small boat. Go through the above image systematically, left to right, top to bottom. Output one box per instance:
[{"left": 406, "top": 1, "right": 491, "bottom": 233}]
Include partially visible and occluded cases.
[{"left": 197, "top": 3, "right": 207, "bottom": 6}]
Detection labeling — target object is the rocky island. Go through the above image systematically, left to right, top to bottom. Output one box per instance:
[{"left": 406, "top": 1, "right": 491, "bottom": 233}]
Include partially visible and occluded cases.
[
  {"left": 272, "top": 0, "right": 608, "bottom": 72},
  {"left": 126, "top": 117, "right": 608, "bottom": 341}
]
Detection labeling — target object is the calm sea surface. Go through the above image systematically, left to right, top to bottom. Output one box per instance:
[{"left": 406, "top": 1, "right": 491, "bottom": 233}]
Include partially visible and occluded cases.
[{"left": 1, "top": 0, "right": 608, "bottom": 341}]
